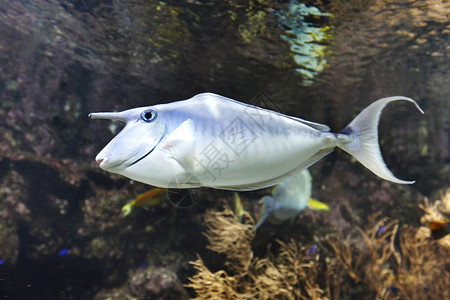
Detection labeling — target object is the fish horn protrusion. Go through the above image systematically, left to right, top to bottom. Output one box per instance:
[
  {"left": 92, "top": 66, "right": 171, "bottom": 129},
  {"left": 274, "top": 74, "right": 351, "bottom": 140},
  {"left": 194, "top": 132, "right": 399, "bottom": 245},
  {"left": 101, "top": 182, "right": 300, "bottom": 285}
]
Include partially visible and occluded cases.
[
  {"left": 337, "top": 96, "right": 424, "bottom": 184},
  {"left": 88, "top": 111, "right": 130, "bottom": 122}
]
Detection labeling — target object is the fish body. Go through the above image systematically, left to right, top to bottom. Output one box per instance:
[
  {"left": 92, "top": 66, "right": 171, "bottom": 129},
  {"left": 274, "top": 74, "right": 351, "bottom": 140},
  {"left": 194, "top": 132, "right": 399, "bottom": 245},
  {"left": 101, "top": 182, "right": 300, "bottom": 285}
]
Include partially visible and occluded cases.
[
  {"left": 89, "top": 93, "right": 423, "bottom": 191},
  {"left": 253, "top": 169, "right": 328, "bottom": 230},
  {"left": 269, "top": 169, "right": 313, "bottom": 222},
  {"left": 121, "top": 188, "right": 166, "bottom": 217},
  {"left": 426, "top": 220, "right": 450, "bottom": 240},
  {"left": 58, "top": 249, "right": 69, "bottom": 257}
]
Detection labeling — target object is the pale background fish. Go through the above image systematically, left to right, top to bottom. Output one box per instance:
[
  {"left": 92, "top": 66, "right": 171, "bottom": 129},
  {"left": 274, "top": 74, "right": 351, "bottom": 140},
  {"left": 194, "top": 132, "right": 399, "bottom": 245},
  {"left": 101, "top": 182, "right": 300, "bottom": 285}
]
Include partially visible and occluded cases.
[
  {"left": 253, "top": 169, "right": 330, "bottom": 230},
  {"left": 254, "top": 169, "right": 311, "bottom": 230}
]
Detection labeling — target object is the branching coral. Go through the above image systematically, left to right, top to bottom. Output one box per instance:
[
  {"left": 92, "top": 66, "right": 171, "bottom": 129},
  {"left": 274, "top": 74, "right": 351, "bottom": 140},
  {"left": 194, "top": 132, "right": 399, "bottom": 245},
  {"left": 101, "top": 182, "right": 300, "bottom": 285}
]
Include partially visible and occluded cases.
[
  {"left": 417, "top": 189, "right": 450, "bottom": 249},
  {"left": 419, "top": 189, "right": 450, "bottom": 223},
  {"left": 188, "top": 191, "right": 449, "bottom": 299},
  {"left": 327, "top": 200, "right": 450, "bottom": 300},
  {"left": 187, "top": 206, "right": 328, "bottom": 300},
  {"left": 202, "top": 206, "right": 255, "bottom": 275},
  {"left": 327, "top": 215, "right": 400, "bottom": 298},
  {"left": 249, "top": 239, "right": 327, "bottom": 300},
  {"left": 186, "top": 255, "right": 249, "bottom": 300}
]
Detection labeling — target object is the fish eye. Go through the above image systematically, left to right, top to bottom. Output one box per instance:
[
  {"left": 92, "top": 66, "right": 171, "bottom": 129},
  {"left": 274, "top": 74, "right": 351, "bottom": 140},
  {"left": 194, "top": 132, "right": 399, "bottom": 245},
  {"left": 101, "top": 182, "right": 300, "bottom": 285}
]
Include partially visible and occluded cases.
[{"left": 140, "top": 109, "right": 157, "bottom": 122}]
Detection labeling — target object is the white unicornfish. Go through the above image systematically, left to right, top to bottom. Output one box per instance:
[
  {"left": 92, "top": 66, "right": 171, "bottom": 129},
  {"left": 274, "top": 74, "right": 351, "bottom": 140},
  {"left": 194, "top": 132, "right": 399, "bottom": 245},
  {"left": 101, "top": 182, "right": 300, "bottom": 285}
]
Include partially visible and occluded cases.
[
  {"left": 89, "top": 93, "right": 423, "bottom": 190},
  {"left": 253, "top": 169, "right": 328, "bottom": 230}
]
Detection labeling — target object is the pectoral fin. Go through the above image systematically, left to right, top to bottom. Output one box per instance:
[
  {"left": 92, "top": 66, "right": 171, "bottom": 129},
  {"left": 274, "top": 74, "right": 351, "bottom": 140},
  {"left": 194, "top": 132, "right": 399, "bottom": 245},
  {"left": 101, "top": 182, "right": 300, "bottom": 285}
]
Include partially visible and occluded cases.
[
  {"left": 158, "top": 119, "right": 202, "bottom": 188},
  {"left": 160, "top": 119, "right": 196, "bottom": 170}
]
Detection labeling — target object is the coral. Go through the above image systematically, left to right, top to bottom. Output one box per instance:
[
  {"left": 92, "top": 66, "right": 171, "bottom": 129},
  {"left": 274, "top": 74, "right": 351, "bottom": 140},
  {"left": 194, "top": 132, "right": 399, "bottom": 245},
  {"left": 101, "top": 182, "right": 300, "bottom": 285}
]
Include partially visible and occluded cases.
[
  {"left": 417, "top": 189, "right": 450, "bottom": 249},
  {"left": 419, "top": 189, "right": 450, "bottom": 223},
  {"left": 189, "top": 190, "right": 450, "bottom": 299},
  {"left": 186, "top": 206, "right": 328, "bottom": 299},
  {"left": 202, "top": 206, "right": 255, "bottom": 275},
  {"left": 327, "top": 208, "right": 450, "bottom": 299},
  {"left": 326, "top": 215, "right": 401, "bottom": 297},
  {"left": 249, "top": 239, "right": 326, "bottom": 299},
  {"left": 187, "top": 240, "right": 328, "bottom": 300},
  {"left": 187, "top": 254, "right": 250, "bottom": 299}
]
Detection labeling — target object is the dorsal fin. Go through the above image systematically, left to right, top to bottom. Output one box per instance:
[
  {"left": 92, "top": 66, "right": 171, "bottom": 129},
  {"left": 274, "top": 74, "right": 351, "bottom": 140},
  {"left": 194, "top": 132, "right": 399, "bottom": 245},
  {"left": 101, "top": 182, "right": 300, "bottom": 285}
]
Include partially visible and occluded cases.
[
  {"left": 194, "top": 93, "right": 330, "bottom": 132},
  {"left": 286, "top": 116, "right": 330, "bottom": 131}
]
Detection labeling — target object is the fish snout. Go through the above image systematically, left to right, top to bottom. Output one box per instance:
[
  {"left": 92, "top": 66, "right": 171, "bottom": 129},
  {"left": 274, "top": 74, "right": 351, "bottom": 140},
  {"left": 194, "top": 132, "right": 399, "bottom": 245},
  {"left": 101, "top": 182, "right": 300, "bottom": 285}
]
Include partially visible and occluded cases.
[
  {"left": 95, "top": 149, "right": 133, "bottom": 170},
  {"left": 95, "top": 154, "right": 110, "bottom": 169}
]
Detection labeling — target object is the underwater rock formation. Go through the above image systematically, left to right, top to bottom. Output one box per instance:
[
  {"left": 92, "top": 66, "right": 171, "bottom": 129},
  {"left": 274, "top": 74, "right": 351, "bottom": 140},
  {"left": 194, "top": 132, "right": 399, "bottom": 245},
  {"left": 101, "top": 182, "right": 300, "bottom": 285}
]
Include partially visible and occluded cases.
[
  {"left": 0, "top": 151, "right": 198, "bottom": 299},
  {"left": 0, "top": 218, "right": 19, "bottom": 266},
  {"left": 94, "top": 264, "right": 189, "bottom": 300}
]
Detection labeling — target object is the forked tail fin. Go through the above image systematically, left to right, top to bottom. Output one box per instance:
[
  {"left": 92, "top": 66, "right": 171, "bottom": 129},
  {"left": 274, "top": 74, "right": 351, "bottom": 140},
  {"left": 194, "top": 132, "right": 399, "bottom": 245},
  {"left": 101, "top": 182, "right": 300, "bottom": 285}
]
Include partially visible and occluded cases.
[{"left": 337, "top": 96, "right": 424, "bottom": 184}]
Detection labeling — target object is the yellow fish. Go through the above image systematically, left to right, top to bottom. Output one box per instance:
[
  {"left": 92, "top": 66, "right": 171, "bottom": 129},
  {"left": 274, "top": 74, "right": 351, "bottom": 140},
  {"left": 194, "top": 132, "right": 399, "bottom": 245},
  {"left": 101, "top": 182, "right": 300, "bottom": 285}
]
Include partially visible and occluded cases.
[{"left": 121, "top": 188, "right": 167, "bottom": 217}]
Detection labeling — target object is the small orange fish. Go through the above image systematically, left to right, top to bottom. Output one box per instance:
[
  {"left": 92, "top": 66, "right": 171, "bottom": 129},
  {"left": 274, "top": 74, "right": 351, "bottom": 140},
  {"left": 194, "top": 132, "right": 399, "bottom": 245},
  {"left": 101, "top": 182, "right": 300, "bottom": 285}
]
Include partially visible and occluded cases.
[
  {"left": 121, "top": 188, "right": 167, "bottom": 217},
  {"left": 426, "top": 220, "right": 450, "bottom": 240}
]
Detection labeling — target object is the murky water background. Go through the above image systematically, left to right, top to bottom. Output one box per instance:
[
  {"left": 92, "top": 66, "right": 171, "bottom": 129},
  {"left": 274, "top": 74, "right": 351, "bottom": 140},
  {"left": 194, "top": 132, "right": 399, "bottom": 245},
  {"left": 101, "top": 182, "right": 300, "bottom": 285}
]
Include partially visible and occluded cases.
[{"left": 0, "top": 1, "right": 448, "bottom": 299}]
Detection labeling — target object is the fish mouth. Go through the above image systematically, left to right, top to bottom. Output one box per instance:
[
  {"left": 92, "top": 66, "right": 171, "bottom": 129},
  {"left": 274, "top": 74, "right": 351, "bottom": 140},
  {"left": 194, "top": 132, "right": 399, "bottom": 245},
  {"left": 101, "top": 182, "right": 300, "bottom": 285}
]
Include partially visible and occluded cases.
[
  {"left": 128, "top": 127, "right": 167, "bottom": 167},
  {"left": 96, "top": 156, "right": 121, "bottom": 169}
]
